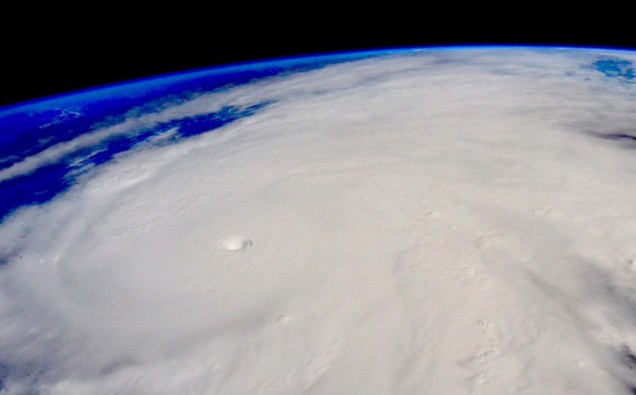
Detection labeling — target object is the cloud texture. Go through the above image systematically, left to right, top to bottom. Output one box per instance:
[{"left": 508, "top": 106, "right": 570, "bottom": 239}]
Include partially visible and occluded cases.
[{"left": 2, "top": 48, "right": 636, "bottom": 394}]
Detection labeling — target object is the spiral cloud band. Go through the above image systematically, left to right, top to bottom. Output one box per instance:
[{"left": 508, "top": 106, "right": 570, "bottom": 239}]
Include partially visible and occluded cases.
[{"left": 2, "top": 48, "right": 636, "bottom": 394}]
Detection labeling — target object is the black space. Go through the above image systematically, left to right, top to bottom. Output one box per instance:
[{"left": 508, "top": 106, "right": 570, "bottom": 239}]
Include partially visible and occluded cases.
[{"left": 2, "top": 16, "right": 633, "bottom": 108}]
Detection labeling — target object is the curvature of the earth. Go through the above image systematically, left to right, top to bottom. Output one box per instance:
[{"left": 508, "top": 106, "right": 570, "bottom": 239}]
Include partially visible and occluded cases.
[{"left": 1, "top": 47, "right": 636, "bottom": 394}]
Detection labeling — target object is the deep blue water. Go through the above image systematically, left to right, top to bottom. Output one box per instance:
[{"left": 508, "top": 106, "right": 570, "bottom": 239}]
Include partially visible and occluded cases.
[
  {"left": 1, "top": 47, "right": 635, "bottom": 225},
  {"left": 0, "top": 52, "right": 378, "bottom": 223},
  {"left": 593, "top": 57, "right": 635, "bottom": 81},
  {"left": 0, "top": 103, "right": 272, "bottom": 221}
]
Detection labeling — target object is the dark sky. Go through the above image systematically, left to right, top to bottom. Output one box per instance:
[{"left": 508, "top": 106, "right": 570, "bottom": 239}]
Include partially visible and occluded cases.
[{"left": 2, "top": 17, "right": 632, "bottom": 108}]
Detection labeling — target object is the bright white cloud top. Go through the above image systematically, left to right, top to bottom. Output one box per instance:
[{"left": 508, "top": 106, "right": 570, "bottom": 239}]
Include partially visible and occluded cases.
[{"left": 2, "top": 47, "right": 636, "bottom": 394}]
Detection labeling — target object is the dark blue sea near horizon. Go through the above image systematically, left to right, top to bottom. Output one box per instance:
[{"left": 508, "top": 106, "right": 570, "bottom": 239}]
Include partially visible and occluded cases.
[
  {"left": 0, "top": 47, "right": 634, "bottom": 225},
  {"left": 0, "top": 52, "right": 382, "bottom": 223}
]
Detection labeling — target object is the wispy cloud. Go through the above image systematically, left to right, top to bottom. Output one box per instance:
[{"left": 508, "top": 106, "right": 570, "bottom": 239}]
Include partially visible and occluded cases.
[{"left": 2, "top": 48, "right": 636, "bottom": 394}]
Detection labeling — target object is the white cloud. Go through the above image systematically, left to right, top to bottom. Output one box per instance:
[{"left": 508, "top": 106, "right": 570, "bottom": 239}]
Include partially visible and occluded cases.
[{"left": 2, "top": 48, "right": 636, "bottom": 394}]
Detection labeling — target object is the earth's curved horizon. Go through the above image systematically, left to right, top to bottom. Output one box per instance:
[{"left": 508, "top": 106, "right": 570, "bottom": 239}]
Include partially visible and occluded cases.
[
  {"left": 2, "top": 45, "right": 636, "bottom": 394},
  {"left": 5, "top": 45, "right": 636, "bottom": 110}
]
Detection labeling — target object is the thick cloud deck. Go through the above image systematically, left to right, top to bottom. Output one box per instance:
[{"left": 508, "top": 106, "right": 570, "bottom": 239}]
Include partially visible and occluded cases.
[{"left": 2, "top": 48, "right": 636, "bottom": 394}]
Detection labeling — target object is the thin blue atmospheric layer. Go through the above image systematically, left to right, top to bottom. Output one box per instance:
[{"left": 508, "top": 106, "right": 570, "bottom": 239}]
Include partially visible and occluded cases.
[
  {"left": 0, "top": 52, "right": 381, "bottom": 223},
  {"left": 593, "top": 57, "right": 635, "bottom": 81}
]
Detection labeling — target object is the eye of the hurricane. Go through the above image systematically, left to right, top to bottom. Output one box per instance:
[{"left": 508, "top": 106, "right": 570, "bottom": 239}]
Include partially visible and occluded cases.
[
  {"left": 7, "top": 47, "right": 636, "bottom": 395},
  {"left": 221, "top": 236, "right": 253, "bottom": 252}
]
